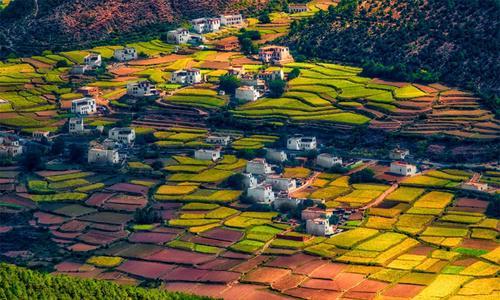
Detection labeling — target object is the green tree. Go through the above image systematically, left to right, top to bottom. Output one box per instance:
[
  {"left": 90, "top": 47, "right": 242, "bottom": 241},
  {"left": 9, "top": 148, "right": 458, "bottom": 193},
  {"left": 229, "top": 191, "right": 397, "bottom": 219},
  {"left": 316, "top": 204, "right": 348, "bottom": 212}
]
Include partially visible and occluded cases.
[
  {"left": 259, "top": 11, "right": 271, "bottom": 24},
  {"left": 55, "top": 60, "right": 69, "bottom": 68},
  {"left": 288, "top": 67, "right": 301, "bottom": 80},
  {"left": 219, "top": 74, "right": 241, "bottom": 94},
  {"left": 268, "top": 79, "right": 286, "bottom": 98},
  {"left": 20, "top": 149, "right": 44, "bottom": 171},
  {"left": 349, "top": 168, "right": 376, "bottom": 184}
]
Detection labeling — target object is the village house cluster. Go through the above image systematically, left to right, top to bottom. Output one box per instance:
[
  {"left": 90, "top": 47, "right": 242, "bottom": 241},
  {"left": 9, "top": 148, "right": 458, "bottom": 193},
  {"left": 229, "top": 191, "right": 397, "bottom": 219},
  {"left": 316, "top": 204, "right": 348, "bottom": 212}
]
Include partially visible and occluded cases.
[
  {"left": 166, "top": 14, "right": 244, "bottom": 45},
  {"left": 229, "top": 66, "right": 286, "bottom": 102}
]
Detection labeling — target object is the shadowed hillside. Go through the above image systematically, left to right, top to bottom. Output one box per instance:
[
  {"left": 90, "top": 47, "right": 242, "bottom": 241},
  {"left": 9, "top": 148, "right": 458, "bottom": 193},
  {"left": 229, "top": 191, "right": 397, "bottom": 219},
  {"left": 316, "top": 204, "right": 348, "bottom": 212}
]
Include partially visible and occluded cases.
[
  {"left": 0, "top": 0, "right": 268, "bottom": 56},
  {"left": 285, "top": 0, "right": 499, "bottom": 106}
]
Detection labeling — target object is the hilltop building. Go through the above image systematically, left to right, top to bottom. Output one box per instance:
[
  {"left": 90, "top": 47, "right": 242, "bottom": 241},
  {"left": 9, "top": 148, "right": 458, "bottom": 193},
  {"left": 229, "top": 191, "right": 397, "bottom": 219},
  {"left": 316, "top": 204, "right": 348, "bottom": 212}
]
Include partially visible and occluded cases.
[
  {"left": 288, "top": 3, "right": 309, "bottom": 13},
  {"left": 220, "top": 14, "right": 244, "bottom": 26},
  {"left": 191, "top": 18, "right": 221, "bottom": 33},
  {"left": 167, "top": 28, "right": 191, "bottom": 44},
  {"left": 259, "top": 46, "right": 294, "bottom": 65},
  {"left": 114, "top": 47, "right": 138, "bottom": 62},
  {"left": 83, "top": 53, "right": 102, "bottom": 68},
  {"left": 70, "top": 65, "right": 89, "bottom": 75},
  {"left": 171, "top": 69, "right": 203, "bottom": 85},
  {"left": 257, "top": 69, "right": 285, "bottom": 81},
  {"left": 240, "top": 77, "right": 266, "bottom": 93},
  {"left": 127, "top": 81, "right": 159, "bottom": 98},
  {"left": 235, "top": 85, "right": 260, "bottom": 102},
  {"left": 71, "top": 98, "right": 96, "bottom": 115},
  {"left": 68, "top": 117, "right": 85, "bottom": 134},
  {"left": 108, "top": 127, "right": 136, "bottom": 145},
  {"left": 32, "top": 131, "right": 50, "bottom": 141},
  {"left": 206, "top": 135, "right": 231, "bottom": 146},
  {"left": 0, "top": 136, "right": 23, "bottom": 157},
  {"left": 287, "top": 136, "right": 317, "bottom": 151},
  {"left": 88, "top": 146, "right": 120, "bottom": 165},
  {"left": 390, "top": 148, "right": 410, "bottom": 160},
  {"left": 194, "top": 149, "right": 221, "bottom": 161},
  {"left": 266, "top": 149, "right": 287, "bottom": 163},
  {"left": 316, "top": 153, "right": 342, "bottom": 169},
  {"left": 246, "top": 158, "right": 273, "bottom": 175},
  {"left": 390, "top": 161, "right": 417, "bottom": 176},
  {"left": 242, "top": 173, "right": 258, "bottom": 189},
  {"left": 265, "top": 175, "right": 296, "bottom": 192},
  {"left": 461, "top": 181, "right": 488, "bottom": 192},
  {"left": 247, "top": 184, "right": 275, "bottom": 204},
  {"left": 306, "top": 218, "right": 334, "bottom": 236}
]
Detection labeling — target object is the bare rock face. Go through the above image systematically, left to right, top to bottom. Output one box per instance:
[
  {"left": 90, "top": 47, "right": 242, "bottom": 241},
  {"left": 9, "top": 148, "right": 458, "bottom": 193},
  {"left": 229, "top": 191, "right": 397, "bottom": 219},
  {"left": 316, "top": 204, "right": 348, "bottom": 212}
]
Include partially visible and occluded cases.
[{"left": 0, "top": 0, "right": 268, "bottom": 55}]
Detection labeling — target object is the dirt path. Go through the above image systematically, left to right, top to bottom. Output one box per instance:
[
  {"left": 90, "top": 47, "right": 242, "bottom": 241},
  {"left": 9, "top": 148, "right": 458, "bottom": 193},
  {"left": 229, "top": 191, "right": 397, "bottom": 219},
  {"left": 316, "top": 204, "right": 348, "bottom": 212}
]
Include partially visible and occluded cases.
[
  {"left": 289, "top": 171, "right": 320, "bottom": 197},
  {"left": 361, "top": 183, "right": 398, "bottom": 210}
]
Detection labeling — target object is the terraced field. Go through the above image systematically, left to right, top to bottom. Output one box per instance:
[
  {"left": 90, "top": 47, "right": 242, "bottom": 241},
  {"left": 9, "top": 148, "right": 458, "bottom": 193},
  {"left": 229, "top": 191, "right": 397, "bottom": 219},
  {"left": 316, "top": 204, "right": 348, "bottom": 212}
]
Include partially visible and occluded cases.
[
  {"left": 0, "top": 37, "right": 497, "bottom": 140},
  {"left": 2, "top": 157, "right": 498, "bottom": 300}
]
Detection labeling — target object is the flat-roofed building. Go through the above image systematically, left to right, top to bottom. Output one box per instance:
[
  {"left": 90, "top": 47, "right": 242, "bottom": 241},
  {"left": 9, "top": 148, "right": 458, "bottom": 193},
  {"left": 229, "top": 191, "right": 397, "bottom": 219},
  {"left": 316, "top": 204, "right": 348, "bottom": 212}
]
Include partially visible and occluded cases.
[
  {"left": 114, "top": 47, "right": 138, "bottom": 61},
  {"left": 71, "top": 97, "right": 96, "bottom": 115},
  {"left": 108, "top": 127, "right": 136, "bottom": 144},
  {"left": 287, "top": 135, "right": 317, "bottom": 151},
  {"left": 194, "top": 149, "right": 221, "bottom": 161},
  {"left": 246, "top": 158, "right": 273, "bottom": 175},
  {"left": 390, "top": 161, "right": 417, "bottom": 176}
]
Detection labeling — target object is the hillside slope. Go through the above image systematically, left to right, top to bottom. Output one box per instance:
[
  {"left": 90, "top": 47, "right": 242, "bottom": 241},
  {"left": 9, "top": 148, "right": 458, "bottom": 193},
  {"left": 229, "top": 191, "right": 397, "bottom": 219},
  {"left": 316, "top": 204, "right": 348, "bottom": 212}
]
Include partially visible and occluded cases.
[
  {"left": 0, "top": 0, "right": 267, "bottom": 56},
  {"left": 285, "top": 0, "right": 499, "bottom": 98}
]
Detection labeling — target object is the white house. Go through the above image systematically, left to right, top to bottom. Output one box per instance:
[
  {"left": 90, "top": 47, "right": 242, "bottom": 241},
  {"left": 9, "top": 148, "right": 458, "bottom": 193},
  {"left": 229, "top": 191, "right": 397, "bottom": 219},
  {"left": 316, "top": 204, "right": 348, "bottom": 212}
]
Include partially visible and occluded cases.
[
  {"left": 288, "top": 3, "right": 309, "bottom": 13},
  {"left": 220, "top": 14, "right": 244, "bottom": 26},
  {"left": 191, "top": 18, "right": 221, "bottom": 33},
  {"left": 167, "top": 28, "right": 191, "bottom": 44},
  {"left": 259, "top": 46, "right": 294, "bottom": 65},
  {"left": 114, "top": 47, "right": 138, "bottom": 61},
  {"left": 83, "top": 54, "right": 102, "bottom": 68},
  {"left": 70, "top": 64, "right": 89, "bottom": 75},
  {"left": 228, "top": 66, "right": 245, "bottom": 77},
  {"left": 171, "top": 69, "right": 203, "bottom": 85},
  {"left": 257, "top": 69, "right": 285, "bottom": 81},
  {"left": 240, "top": 77, "right": 267, "bottom": 93},
  {"left": 127, "top": 81, "right": 159, "bottom": 97},
  {"left": 235, "top": 85, "right": 260, "bottom": 102},
  {"left": 71, "top": 98, "right": 96, "bottom": 115},
  {"left": 68, "top": 117, "right": 85, "bottom": 134},
  {"left": 108, "top": 127, "right": 136, "bottom": 144},
  {"left": 32, "top": 131, "right": 50, "bottom": 141},
  {"left": 206, "top": 135, "right": 231, "bottom": 146},
  {"left": 0, "top": 136, "right": 23, "bottom": 157},
  {"left": 287, "top": 136, "right": 317, "bottom": 151},
  {"left": 88, "top": 147, "right": 120, "bottom": 165},
  {"left": 266, "top": 148, "right": 287, "bottom": 163},
  {"left": 390, "top": 148, "right": 410, "bottom": 160},
  {"left": 194, "top": 149, "right": 221, "bottom": 161},
  {"left": 316, "top": 153, "right": 342, "bottom": 169},
  {"left": 246, "top": 158, "right": 273, "bottom": 175},
  {"left": 390, "top": 161, "right": 417, "bottom": 176},
  {"left": 242, "top": 173, "right": 258, "bottom": 189},
  {"left": 265, "top": 175, "right": 296, "bottom": 192},
  {"left": 461, "top": 181, "right": 488, "bottom": 192},
  {"left": 247, "top": 184, "right": 275, "bottom": 204},
  {"left": 273, "top": 196, "right": 302, "bottom": 210},
  {"left": 306, "top": 218, "right": 334, "bottom": 236}
]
